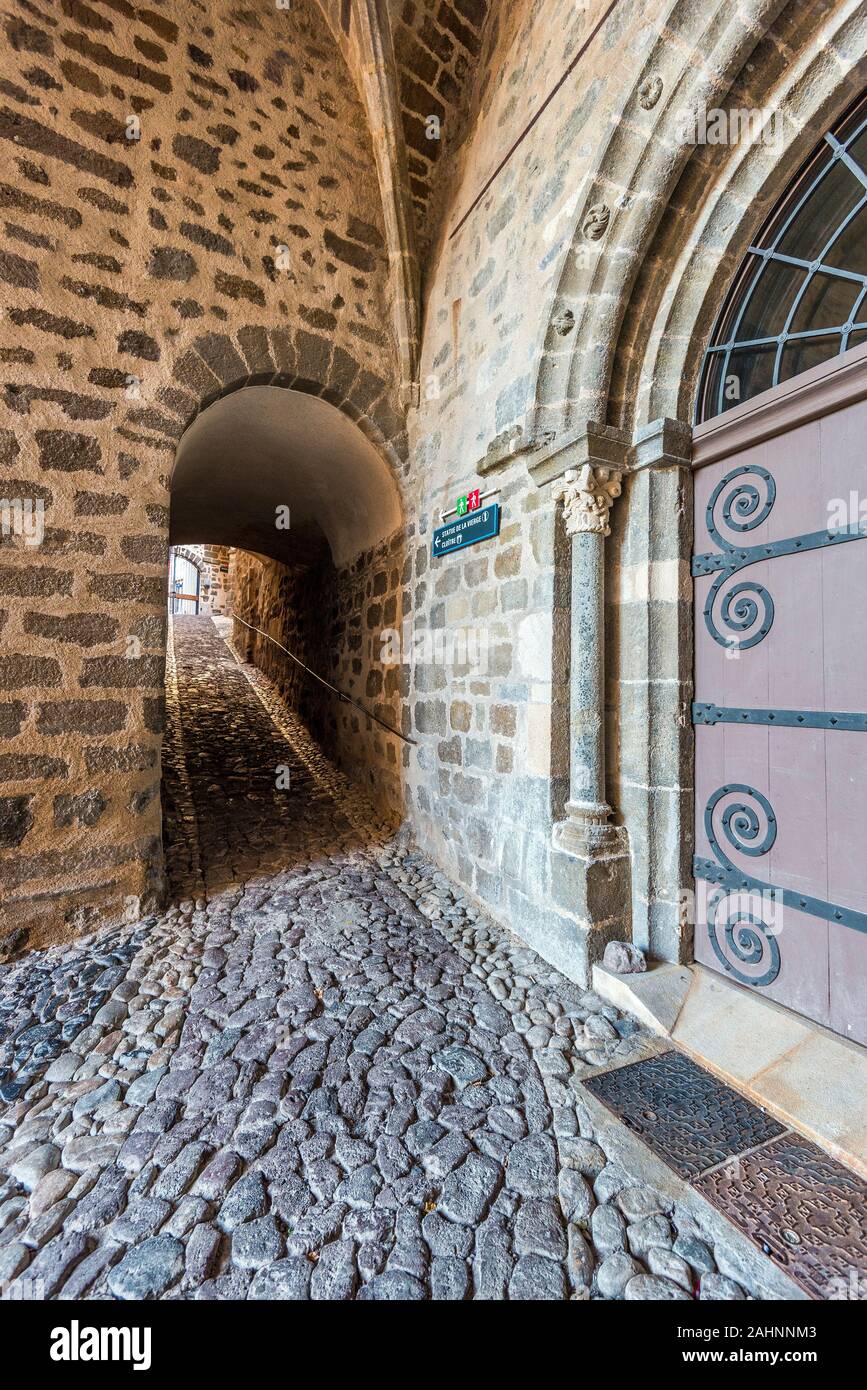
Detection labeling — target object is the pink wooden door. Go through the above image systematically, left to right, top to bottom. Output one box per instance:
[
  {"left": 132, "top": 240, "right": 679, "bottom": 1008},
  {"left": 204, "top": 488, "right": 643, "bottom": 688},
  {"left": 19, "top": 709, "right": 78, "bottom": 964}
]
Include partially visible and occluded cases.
[{"left": 692, "top": 349, "right": 867, "bottom": 1046}]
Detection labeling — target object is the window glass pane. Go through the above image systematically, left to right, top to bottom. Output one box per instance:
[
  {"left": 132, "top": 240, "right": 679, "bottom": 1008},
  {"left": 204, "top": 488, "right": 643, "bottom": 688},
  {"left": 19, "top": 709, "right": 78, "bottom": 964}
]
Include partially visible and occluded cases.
[
  {"left": 841, "top": 124, "right": 867, "bottom": 170},
  {"left": 758, "top": 142, "right": 834, "bottom": 249},
  {"left": 775, "top": 158, "right": 863, "bottom": 261},
  {"left": 823, "top": 200, "right": 867, "bottom": 278},
  {"left": 708, "top": 255, "right": 763, "bottom": 346},
  {"left": 737, "top": 258, "right": 806, "bottom": 339},
  {"left": 789, "top": 270, "right": 860, "bottom": 334},
  {"left": 846, "top": 328, "right": 867, "bottom": 349},
  {"left": 778, "top": 335, "right": 841, "bottom": 382},
  {"left": 724, "top": 344, "right": 777, "bottom": 405},
  {"left": 696, "top": 352, "right": 728, "bottom": 418}
]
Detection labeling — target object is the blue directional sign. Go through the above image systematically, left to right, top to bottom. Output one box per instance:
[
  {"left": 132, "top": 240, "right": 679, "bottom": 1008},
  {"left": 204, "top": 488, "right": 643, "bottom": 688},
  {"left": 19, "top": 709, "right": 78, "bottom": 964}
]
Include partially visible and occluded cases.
[{"left": 432, "top": 502, "right": 500, "bottom": 558}]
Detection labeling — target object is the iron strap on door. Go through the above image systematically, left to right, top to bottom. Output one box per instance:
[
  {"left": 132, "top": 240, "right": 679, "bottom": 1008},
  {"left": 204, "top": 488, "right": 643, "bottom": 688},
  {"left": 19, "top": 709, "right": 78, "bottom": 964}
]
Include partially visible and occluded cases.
[
  {"left": 692, "top": 463, "right": 867, "bottom": 989},
  {"left": 692, "top": 463, "right": 867, "bottom": 651},
  {"left": 694, "top": 703, "right": 867, "bottom": 731},
  {"left": 693, "top": 781, "right": 867, "bottom": 987}
]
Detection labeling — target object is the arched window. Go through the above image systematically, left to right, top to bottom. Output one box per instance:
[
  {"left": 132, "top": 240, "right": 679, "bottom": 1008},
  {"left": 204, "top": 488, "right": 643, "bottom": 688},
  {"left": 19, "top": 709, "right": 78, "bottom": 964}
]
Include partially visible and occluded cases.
[{"left": 696, "top": 92, "right": 867, "bottom": 422}]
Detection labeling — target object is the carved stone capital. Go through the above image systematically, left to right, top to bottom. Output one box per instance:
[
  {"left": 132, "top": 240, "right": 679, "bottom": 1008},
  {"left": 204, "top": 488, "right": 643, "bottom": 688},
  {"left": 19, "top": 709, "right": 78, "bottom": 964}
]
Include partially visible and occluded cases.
[{"left": 554, "top": 464, "right": 622, "bottom": 536}]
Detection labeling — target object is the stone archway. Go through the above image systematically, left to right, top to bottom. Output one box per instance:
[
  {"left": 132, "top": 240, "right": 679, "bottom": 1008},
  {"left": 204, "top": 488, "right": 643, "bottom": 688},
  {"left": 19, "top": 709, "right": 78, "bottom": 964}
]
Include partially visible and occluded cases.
[
  {"left": 0, "top": 0, "right": 411, "bottom": 951},
  {"left": 522, "top": 0, "right": 867, "bottom": 970},
  {"left": 529, "top": 0, "right": 867, "bottom": 443},
  {"left": 117, "top": 327, "right": 409, "bottom": 484},
  {"left": 164, "top": 371, "right": 407, "bottom": 833},
  {"left": 171, "top": 384, "right": 402, "bottom": 565}
]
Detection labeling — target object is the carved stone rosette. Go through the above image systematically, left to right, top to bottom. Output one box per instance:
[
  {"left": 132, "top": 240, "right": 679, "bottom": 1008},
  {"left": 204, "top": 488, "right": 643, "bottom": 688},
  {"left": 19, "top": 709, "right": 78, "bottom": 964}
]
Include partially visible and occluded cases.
[{"left": 554, "top": 464, "right": 622, "bottom": 536}]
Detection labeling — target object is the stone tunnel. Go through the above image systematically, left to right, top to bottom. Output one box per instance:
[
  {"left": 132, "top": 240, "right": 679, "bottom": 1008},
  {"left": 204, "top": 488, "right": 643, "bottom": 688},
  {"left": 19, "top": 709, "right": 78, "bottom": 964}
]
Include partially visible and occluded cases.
[{"left": 0, "top": 0, "right": 865, "bottom": 1312}]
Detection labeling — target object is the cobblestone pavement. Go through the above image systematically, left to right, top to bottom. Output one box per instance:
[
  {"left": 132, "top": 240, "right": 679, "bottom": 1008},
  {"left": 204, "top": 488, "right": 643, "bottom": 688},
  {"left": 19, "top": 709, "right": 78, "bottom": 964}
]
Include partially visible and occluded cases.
[{"left": 0, "top": 617, "right": 760, "bottom": 1300}]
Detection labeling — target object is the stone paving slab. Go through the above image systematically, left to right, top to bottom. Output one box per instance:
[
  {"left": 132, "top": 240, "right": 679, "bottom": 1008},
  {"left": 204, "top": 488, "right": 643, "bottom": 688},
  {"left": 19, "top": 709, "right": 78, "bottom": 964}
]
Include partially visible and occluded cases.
[{"left": 0, "top": 618, "right": 780, "bottom": 1301}]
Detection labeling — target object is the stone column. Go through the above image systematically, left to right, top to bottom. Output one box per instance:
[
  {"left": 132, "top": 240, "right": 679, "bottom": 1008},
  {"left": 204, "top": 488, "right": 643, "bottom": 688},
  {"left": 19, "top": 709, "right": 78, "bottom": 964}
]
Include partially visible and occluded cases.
[
  {"left": 622, "top": 417, "right": 694, "bottom": 964},
  {"left": 528, "top": 420, "right": 631, "bottom": 964},
  {"left": 553, "top": 462, "right": 623, "bottom": 855}
]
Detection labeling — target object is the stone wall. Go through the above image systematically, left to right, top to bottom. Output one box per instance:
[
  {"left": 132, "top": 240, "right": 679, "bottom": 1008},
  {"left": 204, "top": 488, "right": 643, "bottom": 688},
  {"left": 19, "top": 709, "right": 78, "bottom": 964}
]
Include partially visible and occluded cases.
[
  {"left": 0, "top": 0, "right": 400, "bottom": 950},
  {"left": 4, "top": 0, "right": 864, "bottom": 987},
  {"left": 391, "top": 0, "right": 491, "bottom": 260},
  {"left": 395, "top": 0, "right": 664, "bottom": 978},
  {"left": 397, "top": 0, "right": 867, "bottom": 982},
  {"left": 230, "top": 536, "right": 407, "bottom": 819},
  {"left": 193, "top": 544, "right": 232, "bottom": 615},
  {"left": 201, "top": 545, "right": 232, "bottom": 616},
  {"left": 231, "top": 549, "right": 319, "bottom": 716}
]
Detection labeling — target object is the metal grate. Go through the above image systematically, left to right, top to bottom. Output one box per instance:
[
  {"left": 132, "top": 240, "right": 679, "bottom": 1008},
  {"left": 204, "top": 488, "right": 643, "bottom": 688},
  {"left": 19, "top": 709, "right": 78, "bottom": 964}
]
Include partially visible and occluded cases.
[
  {"left": 583, "top": 1050, "right": 867, "bottom": 1299},
  {"left": 583, "top": 1051, "right": 784, "bottom": 1180},
  {"left": 696, "top": 1133, "right": 867, "bottom": 1301}
]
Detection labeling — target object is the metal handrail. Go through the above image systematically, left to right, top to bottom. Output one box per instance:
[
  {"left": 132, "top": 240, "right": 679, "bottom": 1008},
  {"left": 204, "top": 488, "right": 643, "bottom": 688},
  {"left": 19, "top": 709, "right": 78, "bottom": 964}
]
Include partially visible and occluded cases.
[{"left": 229, "top": 612, "right": 416, "bottom": 746}]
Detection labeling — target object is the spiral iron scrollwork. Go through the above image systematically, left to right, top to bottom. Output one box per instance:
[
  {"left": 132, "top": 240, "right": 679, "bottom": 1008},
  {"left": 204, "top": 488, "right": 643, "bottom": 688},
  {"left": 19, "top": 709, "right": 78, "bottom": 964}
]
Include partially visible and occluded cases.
[
  {"left": 706, "top": 465, "right": 776, "bottom": 547},
  {"left": 702, "top": 466, "right": 777, "bottom": 651},
  {"left": 706, "top": 575, "right": 775, "bottom": 652},
  {"left": 705, "top": 782, "right": 776, "bottom": 866},
  {"left": 703, "top": 785, "right": 781, "bottom": 986},
  {"left": 707, "top": 890, "right": 782, "bottom": 988}
]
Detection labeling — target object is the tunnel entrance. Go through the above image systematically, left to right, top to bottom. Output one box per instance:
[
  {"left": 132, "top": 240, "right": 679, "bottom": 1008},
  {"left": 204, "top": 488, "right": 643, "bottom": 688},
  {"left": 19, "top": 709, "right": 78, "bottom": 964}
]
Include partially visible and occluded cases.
[
  {"left": 162, "top": 384, "right": 408, "bottom": 895},
  {"left": 170, "top": 386, "right": 401, "bottom": 568}
]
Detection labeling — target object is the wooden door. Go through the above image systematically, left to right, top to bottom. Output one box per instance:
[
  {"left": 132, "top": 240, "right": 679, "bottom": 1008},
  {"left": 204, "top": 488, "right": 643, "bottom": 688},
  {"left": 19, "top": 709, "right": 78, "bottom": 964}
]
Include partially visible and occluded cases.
[{"left": 692, "top": 346, "right": 867, "bottom": 1045}]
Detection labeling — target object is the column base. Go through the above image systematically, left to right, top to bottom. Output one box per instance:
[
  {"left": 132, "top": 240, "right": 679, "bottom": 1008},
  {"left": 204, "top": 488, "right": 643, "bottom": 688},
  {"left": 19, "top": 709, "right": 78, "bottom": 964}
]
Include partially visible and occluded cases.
[
  {"left": 552, "top": 800, "right": 627, "bottom": 857},
  {"left": 550, "top": 804, "right": 632, "bottom": 981}
]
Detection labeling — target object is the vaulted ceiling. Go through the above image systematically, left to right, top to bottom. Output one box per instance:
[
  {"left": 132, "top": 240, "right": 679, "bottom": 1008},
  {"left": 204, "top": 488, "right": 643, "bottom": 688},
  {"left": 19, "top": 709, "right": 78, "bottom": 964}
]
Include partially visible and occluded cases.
[
  {"left": 311, "top": 0, "right": 495, "bottom": 399},
  {"left": 390, "top": 0, "right": 491, "bottom": 257}
]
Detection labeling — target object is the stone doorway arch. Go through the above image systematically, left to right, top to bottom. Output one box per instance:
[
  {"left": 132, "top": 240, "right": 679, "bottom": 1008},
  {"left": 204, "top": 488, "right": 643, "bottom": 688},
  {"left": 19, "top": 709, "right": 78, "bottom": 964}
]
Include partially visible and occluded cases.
[
  {"left": 521, "top": 0, "right": 867, "bottom": 975},
  {"left": 617, "top": 75, "right": 867, "bottom": 974}
]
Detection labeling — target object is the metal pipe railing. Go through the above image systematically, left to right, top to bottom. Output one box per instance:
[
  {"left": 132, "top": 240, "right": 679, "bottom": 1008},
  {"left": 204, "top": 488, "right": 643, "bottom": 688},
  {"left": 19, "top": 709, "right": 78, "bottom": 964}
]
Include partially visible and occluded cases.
[{"left": 230, "top": 612, "right": 416, "bottom": 746}]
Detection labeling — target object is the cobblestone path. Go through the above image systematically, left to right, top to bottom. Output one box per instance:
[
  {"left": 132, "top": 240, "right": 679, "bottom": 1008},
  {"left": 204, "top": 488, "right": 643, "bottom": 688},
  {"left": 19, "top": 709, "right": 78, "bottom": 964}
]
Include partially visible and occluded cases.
[{"left": 0, "top": 617, "right": 757, "bottom": 1300}]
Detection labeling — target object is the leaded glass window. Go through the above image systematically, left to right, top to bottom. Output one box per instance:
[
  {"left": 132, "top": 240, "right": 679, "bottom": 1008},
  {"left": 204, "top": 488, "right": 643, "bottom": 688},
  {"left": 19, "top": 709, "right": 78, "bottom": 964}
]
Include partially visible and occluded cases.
[{"left": 696, "top": 92, "right": 867, "bottom": 422}]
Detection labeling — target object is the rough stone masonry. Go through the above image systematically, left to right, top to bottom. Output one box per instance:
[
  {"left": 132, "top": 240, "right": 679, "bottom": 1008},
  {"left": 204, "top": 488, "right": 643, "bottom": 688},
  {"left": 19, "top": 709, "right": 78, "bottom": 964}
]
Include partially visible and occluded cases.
[
  {"left": 0, "top": 0, "right": 406, "bottom": 947},
  {"left": 1, "top": 1, "right": 864, "bottom": 1034},
  {"left": 0, "top": 617, "right": 777, "bottom": 1301}
]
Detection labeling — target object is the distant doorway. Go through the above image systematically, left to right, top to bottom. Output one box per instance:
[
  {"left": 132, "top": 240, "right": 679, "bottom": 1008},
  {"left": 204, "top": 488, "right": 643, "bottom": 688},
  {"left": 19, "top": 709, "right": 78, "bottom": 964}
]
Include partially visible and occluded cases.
[{"left": 168, "top": 548, "right": 201, "bottom": 616}]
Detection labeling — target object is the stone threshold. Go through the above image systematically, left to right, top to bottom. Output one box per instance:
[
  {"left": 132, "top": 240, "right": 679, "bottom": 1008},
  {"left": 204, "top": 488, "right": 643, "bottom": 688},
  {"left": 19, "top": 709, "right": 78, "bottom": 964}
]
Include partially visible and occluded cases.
[{"left": 591, "top": 961, "right": 867, "bottom": 1181}]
